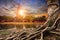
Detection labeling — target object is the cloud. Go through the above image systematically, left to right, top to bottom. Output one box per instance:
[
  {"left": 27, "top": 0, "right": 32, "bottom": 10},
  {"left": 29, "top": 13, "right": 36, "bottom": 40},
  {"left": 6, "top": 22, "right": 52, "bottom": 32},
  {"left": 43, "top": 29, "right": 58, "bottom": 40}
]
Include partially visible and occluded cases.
[
  {"left": 0, "top": 0, "right": 18, "bottom": 17},
  {"left": 0, "top": 0, "right": 47, "bottom": 16}
]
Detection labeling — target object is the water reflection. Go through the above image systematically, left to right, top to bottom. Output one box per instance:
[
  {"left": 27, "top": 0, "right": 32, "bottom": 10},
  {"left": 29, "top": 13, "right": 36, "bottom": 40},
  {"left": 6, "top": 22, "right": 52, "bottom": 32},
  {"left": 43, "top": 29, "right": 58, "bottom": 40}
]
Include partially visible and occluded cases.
[{"left": 0, "top": 24, "right": 42, "bottom": 30}]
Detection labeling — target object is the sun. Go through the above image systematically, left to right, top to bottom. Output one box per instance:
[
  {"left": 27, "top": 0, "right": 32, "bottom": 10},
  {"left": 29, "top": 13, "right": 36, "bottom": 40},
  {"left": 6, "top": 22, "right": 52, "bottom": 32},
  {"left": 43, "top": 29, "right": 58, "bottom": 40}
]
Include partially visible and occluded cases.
[{"left": 19, "top": 10, "right": 25, "bottom": 16}]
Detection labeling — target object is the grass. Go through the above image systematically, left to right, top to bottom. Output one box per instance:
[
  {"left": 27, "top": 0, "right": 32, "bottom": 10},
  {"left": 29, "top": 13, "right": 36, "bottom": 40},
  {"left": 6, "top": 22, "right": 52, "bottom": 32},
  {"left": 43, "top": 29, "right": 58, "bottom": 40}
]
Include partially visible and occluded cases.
[{"left": 0, "top": 31, "right": 10, "bottom": 35}]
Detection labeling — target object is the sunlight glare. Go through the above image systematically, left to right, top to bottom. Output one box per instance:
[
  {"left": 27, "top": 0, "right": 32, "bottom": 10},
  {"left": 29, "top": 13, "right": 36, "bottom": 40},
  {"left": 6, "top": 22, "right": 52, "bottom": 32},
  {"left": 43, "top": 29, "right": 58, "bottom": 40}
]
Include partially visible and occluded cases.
[{"left": 19, "top": 10, "right": 25, "bottom": 16}]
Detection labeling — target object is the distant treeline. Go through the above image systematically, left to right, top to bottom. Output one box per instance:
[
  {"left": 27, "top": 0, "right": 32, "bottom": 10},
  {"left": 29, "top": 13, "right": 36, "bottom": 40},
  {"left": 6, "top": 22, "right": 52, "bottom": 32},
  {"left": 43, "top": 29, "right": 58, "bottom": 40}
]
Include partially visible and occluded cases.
[{"left": 0, "top": 16, "right": 47, "bottom": 22}]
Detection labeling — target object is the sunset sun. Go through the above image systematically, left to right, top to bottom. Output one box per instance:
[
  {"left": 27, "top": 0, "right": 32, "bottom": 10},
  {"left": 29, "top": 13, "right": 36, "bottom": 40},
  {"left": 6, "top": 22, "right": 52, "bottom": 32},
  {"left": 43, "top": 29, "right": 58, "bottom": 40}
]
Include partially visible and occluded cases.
[{"left": 19, "top": 10, "right": 25, "bottom": 16}]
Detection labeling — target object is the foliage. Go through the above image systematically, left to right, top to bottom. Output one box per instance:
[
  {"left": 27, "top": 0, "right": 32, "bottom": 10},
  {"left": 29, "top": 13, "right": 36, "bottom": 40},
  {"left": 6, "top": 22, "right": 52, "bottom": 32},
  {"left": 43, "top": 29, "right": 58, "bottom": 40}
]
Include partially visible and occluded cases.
[{"left": 33, "top": 16, "right": 47, "bottom": 22}]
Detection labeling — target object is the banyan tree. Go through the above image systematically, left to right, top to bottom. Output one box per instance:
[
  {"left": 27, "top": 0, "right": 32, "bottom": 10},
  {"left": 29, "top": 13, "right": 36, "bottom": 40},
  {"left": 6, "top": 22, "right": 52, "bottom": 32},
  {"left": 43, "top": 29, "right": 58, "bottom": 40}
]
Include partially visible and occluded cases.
[{"left": 3, "top": 0, "right": 60, "bottom": 40}]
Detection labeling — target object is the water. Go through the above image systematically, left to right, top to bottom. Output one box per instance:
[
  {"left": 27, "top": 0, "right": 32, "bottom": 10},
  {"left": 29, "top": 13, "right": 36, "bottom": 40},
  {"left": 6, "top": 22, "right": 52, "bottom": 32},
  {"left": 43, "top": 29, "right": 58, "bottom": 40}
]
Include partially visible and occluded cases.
[{"left": 0, "top": 24, "right": 42, "bottom": 30}]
